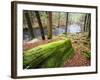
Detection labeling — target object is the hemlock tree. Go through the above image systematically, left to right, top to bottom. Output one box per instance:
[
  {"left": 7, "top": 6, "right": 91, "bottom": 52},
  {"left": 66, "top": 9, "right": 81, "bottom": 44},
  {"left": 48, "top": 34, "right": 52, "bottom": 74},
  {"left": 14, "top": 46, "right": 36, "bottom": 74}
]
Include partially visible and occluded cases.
[
  {"left": 24, "top": 11, "right": 35, "bottom": 39},
  {"left": 35, "top": 11, "right": 45, "bottom": 40},
  {"left": 47, "top": 12, "right": 52, "bottom": 39},
  {"left": 58, "top": 12, "right": 60, "bottom": 28},
  {"left": 65, "top": 12, "right": 69, "bottom": 34},
  {"left": 84, "top": 13, "right": 91, "bottom": 38},
  {"left": 84, "top": 14, "right": 89, "bottom": 32},
  {"left": 87, "top": 14, "right": 91, "bottom": 38}
]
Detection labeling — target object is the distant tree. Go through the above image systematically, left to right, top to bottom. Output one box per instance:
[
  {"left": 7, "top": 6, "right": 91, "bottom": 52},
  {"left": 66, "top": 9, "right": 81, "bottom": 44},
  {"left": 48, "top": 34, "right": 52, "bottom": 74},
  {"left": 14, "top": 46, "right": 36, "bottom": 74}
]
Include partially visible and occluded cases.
[
  {"left": 24, "top": 11, "right": 35, "bottom": 39},
  {"left": 29, "top": 11, "right": 35, "bottom": 26},
  {"left": 35, "top": 11, "right": 45, "bottom": 40},
  {"left": 42, "top": 12, "right": 48, "bottom": 28},
  {"left": 47, "top": 12, "right": 52, "bottom": 39},
  {"left": 58, "top": 12, "right": 60, "bottom": 28},
  {"left": 65, "top": 12, "right": 69, "bottom": 34},
  {"left": 84, "top": 13, "right": 91, "bottom": 38},
  {"left": 84, "top": 14, "right": 89, "bottom": 32},
  {"left": 84, "top": 14, "right": 86, "bottom": 31},
  {"left": 87, "top": 14, "right": 91, "bottom": 38}
]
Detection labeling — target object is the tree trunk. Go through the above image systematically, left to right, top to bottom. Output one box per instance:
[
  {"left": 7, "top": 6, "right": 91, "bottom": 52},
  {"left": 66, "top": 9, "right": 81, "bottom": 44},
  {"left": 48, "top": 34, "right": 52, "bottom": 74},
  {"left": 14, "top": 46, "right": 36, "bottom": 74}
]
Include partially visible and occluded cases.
[
  {"left": 30, "top": 11, "right": 35, "bottom": 26},
  {"left": 35, "top": 11, "right": 45, "bottom": 40},
  {"left": 25, "top": 12, "right": 35, "bottom": 39},
  {"left": 47, "top": 12, "right": 52, "bottom": 39},
  {"left": 58, "top": 12, "right": 60, "bottom": 28},
  {"left": 65, "top": 12, "right": 69, "bottom": 34},
  {"left": 84, "top": 13, "right": 91, "bottom": 38},
  {"left": 84, "top": 14, "right": 87, "bottom": 32},
  {"left": 86, "top": 14, "right": 90, "bottom": 32},
  {"left": 88, "top": 14, "right": 91, "bottom": 38},
  {"left": 23, "top": 39, "right": 74, "bottom": 69}
]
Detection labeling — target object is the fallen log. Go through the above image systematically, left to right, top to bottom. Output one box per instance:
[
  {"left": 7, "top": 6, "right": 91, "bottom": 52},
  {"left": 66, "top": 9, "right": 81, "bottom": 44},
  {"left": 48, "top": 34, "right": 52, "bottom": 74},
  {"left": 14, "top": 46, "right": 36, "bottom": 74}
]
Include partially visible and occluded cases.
[{"left": 23, "top": 39, "right": 74, "bottom": 69}]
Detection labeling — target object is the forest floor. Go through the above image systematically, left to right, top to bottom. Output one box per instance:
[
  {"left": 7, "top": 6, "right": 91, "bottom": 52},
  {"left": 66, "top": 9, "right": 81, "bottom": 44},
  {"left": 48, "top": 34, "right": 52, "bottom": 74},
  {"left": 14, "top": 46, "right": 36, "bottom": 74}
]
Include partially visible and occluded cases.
[
  {"left": 23, "top": 32, "right": 91, "bottom": 67},
  {"left": 64, "top": 32, "right": 91, "bottom": 67}
]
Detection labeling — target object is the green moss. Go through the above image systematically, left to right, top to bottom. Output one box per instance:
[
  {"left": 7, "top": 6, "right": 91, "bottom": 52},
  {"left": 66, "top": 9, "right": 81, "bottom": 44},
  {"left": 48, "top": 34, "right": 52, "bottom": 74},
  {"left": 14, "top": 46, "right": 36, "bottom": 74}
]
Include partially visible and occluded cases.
[{"left": 23, "top": 39, "right": 74, "bottom": 69}]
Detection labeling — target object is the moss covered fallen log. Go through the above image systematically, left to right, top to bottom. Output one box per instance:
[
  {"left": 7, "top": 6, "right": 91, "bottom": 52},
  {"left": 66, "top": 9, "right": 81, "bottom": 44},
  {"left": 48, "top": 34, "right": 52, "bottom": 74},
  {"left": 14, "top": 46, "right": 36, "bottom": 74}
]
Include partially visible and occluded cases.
[{"left": 23, "top": 39, "right": 74, "bottom": 69}]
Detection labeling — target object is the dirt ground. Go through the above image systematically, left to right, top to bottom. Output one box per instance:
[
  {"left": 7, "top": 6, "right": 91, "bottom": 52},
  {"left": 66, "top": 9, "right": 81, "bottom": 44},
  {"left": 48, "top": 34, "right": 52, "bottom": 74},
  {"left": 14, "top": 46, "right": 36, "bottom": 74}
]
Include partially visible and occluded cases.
[
  {"left": 63, "top": 33, "right": 90, "bottom": 67},
  {"left": 63, "top": 43, "right": 90, "bottom": 67}
]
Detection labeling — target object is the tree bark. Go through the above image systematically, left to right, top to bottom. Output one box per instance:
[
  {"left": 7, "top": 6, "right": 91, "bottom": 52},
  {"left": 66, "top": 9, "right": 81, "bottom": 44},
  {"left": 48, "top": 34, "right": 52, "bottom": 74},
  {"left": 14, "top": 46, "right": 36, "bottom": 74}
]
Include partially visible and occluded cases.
[
  {"left": 25, "top": 11, "right": 35, "bottom": 39},
  {"left": 35, "top": 11, "right": 45, "bottom": 40},
  {"left": 47, "top": 12, "right": 52, "bottom": 39},
  {"left": 58, "top": 12, "right": 60, "bottom": 28},
  {"left": 65, "top": 12, "right": 69, "bottom": 34},
  {"left": 84, "top": 14, "right": 87, "bottom": 32},
  {"left": 86, "top": 14, "right": 90, "bottom": 32},
  {"left": 88, "top": 14, "right": 91, "bottom": 38}
]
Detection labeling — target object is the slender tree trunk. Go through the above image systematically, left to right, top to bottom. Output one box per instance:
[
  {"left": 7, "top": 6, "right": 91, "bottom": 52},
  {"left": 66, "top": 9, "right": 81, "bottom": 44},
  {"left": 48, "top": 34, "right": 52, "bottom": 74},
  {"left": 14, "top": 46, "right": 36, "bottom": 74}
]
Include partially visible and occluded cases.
[
  {"left": 35, "top": 11, "right": 45, "bottom": 40},
  {"left": 25, "top": 12, "right": 35, "bottom": 39},
  {"left": 30, "top": 12, "right": 35, "bottom": 26},
  {"left": 43, "top": 12, "right": 47, "bottom": 28},
  {"left": 47, "top": 12, "right": 52, "bottom": 39},
  {"left": 58, "top": 12, "right": 60, "bottom": 28},
  {"left": 65, "top": 12, "right": 69, "bottom": 34},
  {"left": 84, "top": 13, "right": 91, "bottom": 38},
  {"left": 84, "top": 14, "right": 87, "bottom": 32},
  {"left": 86, "top": 14, "right": 90, "bottom": 32},
  {"left": 88, "top": 14, "right": 91, "bottom": 38}
]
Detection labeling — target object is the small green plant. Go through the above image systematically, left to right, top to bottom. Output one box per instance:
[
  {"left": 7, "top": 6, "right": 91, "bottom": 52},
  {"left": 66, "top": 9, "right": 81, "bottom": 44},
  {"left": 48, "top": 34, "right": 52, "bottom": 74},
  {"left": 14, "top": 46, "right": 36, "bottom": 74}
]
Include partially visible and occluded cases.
[
  {"left": 62, "top": 32, "right": 66, "bottom": 35},
  {"left": 82, "top": 50, "right": 91, "bottom": 59}
]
